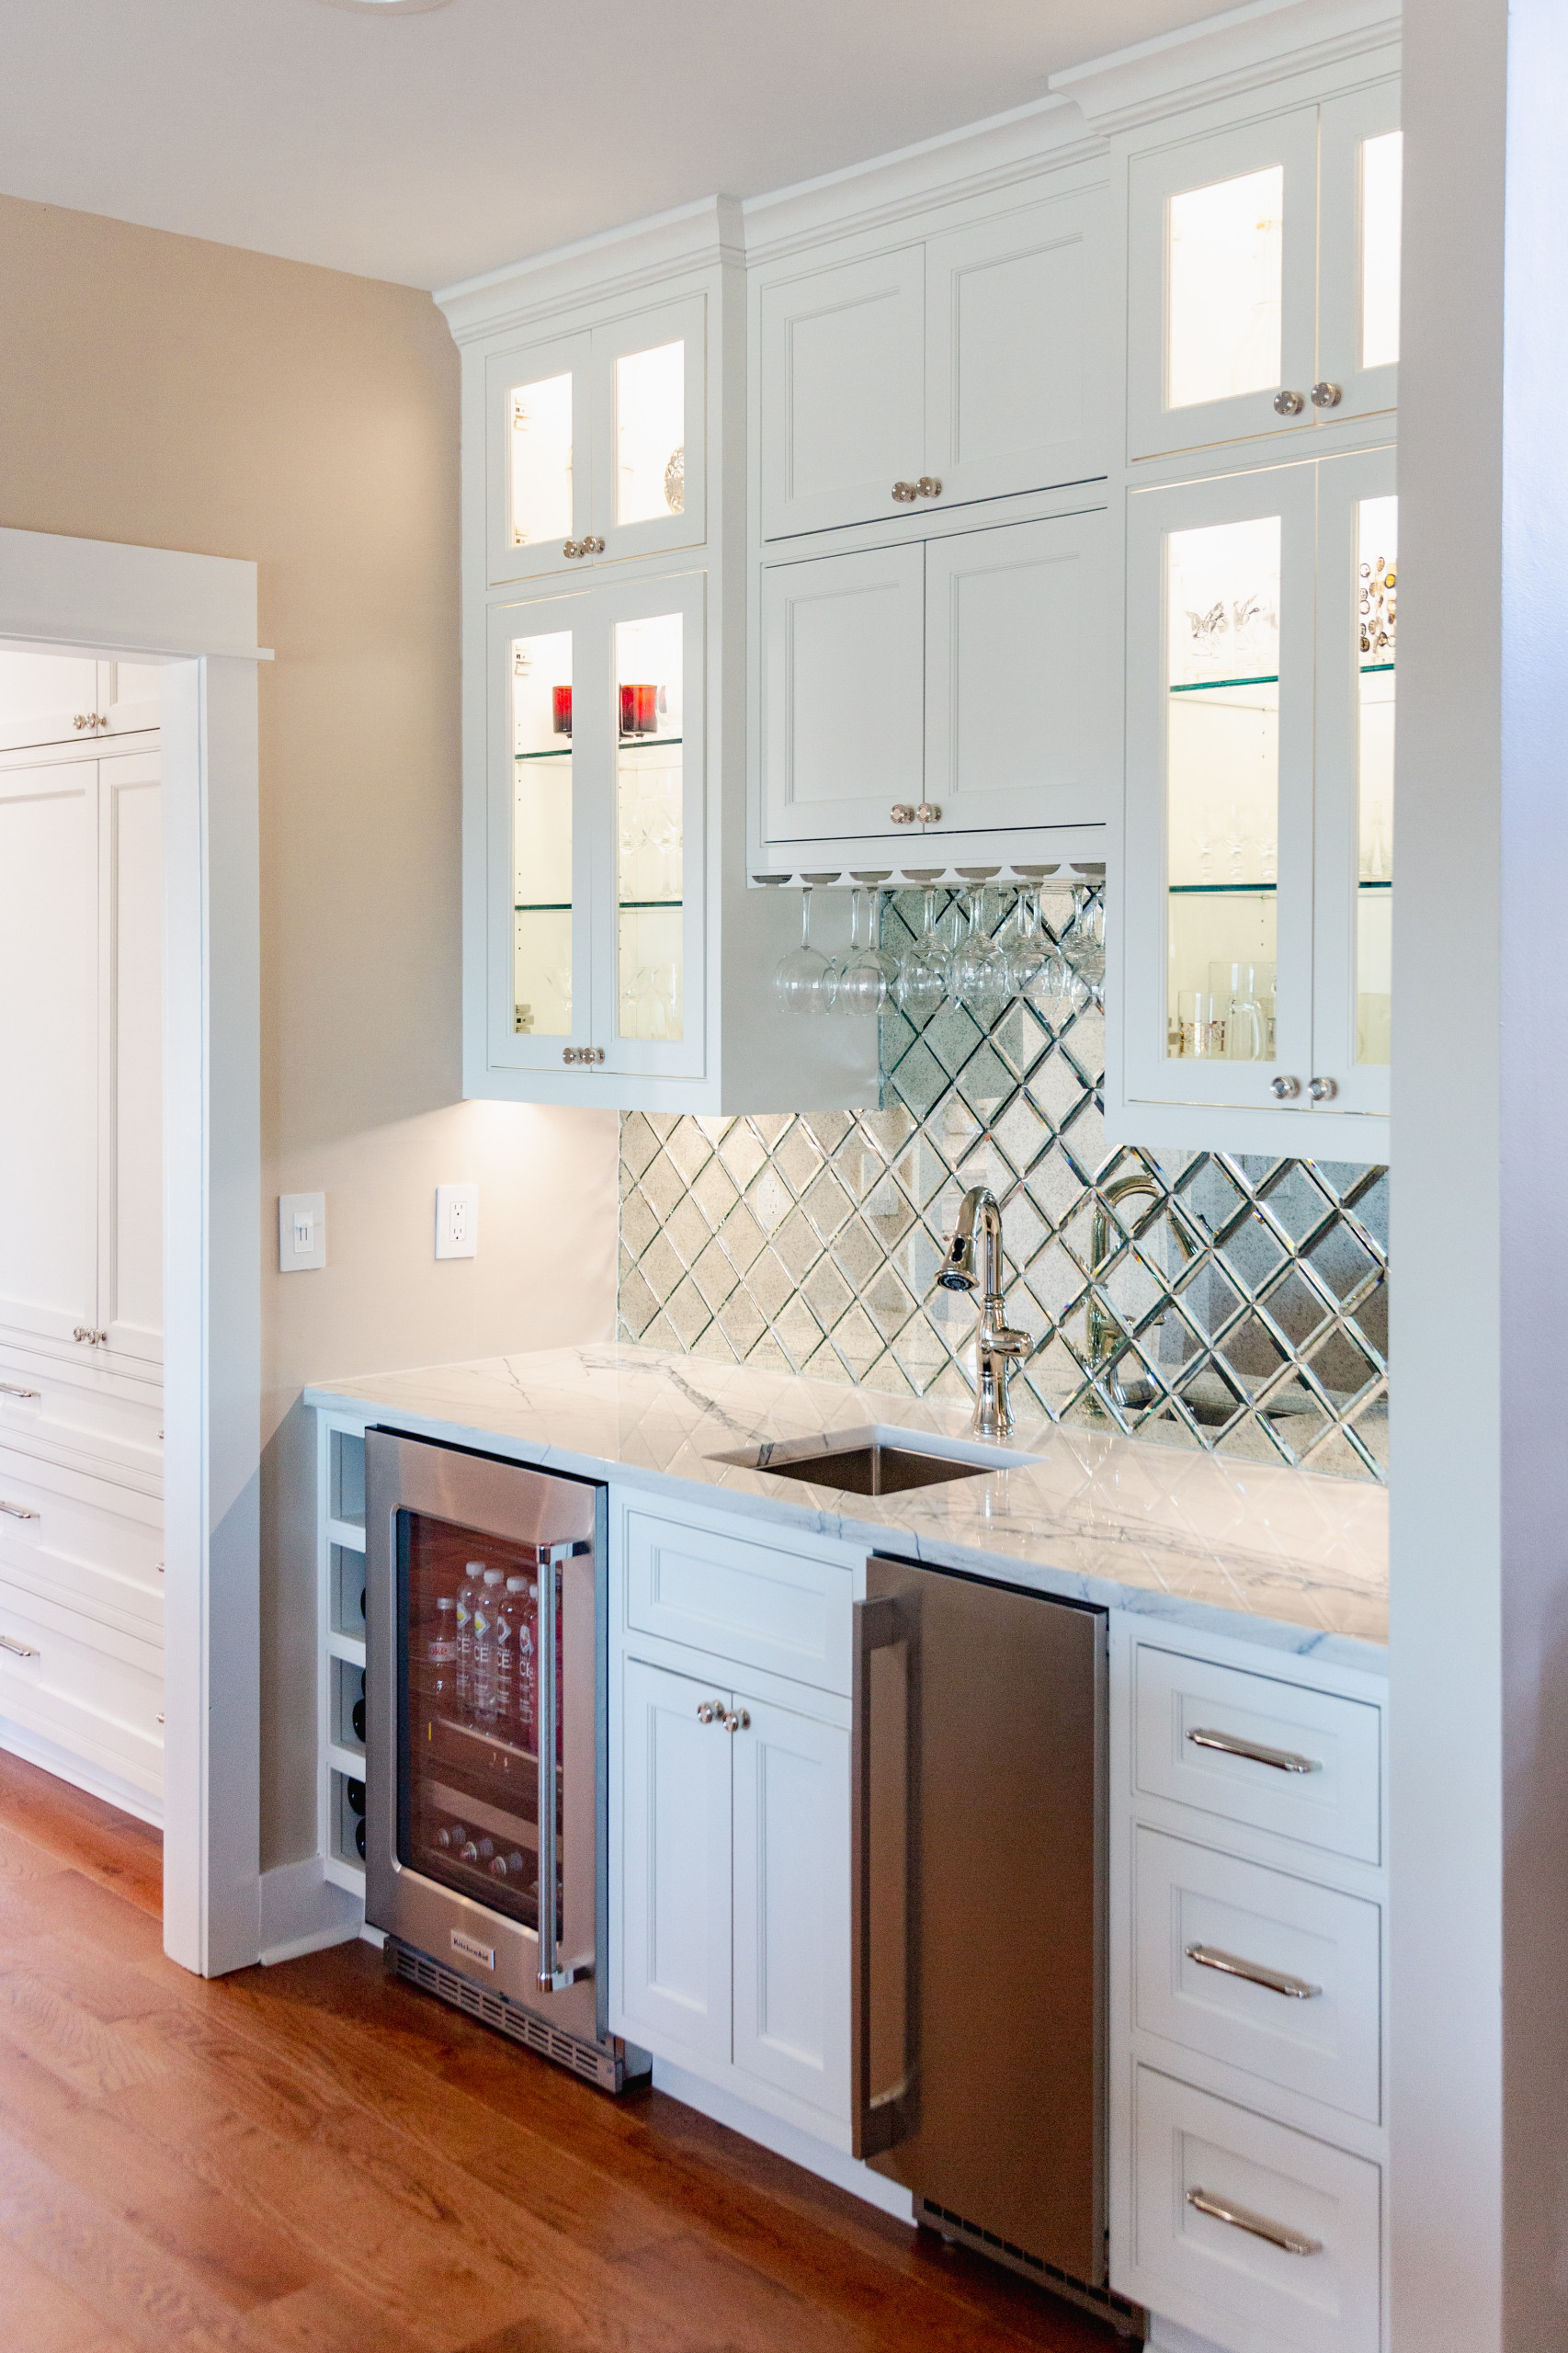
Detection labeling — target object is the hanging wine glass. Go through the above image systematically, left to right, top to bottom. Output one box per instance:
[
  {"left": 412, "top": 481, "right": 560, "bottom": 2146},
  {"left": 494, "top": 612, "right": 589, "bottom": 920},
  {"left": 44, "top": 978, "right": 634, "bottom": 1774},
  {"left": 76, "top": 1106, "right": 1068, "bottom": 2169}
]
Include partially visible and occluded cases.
[
  {"left": 1005, "top": 883, "right": 1051, "bottom": 1002},
  {"left": 949, "top": 884, "right": 1010, "bottom": 1027},
  {"left": 774, "top": 886, "right": 832, "bottom": 1015},
  {"left": 894, "top": 886, "right": 949, "bottom": 1023},
  {"left": 834, "top": 887, "right": 893, "bottom": 1017},
  {"left": 1061, "top": 887, "right": 1107, "bottom": 998},
  {"left": 825, "top": 888, "right": 863, "bottom": 1016},
  {"left": 1029, "top": 944, "right": 1089, "bottom": 1030}
]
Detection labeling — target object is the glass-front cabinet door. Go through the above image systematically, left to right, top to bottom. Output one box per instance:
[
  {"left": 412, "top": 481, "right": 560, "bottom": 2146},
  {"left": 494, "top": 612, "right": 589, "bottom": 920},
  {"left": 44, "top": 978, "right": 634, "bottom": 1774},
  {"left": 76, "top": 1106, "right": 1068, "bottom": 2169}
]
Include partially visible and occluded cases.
[
  {"left": 1127, "top": 88, "right": 1400, "bottom": 460},
  {"left": 486, "top": 296, "right": 705, "bottom": 586},
  {"left": 1123, "top": 450, "right": 1392, "bottom": 1136},
  {"left": 487, "top": 570, "right": 704, "bottom": 1081}
]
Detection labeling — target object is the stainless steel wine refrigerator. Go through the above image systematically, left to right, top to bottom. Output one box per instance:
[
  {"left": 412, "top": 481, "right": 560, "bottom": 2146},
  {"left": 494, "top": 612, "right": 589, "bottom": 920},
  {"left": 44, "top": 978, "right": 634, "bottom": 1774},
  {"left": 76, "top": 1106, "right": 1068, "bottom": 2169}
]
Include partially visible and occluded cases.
[{"left": 364, "top": 1428, "right": 647, "bottom": 2092}]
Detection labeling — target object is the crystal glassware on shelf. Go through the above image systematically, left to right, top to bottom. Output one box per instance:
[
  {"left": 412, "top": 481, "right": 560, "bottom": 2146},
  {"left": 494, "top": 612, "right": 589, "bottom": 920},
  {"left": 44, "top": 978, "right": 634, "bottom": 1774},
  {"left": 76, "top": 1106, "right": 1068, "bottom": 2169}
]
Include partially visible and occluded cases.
[
  {"left": 950, "top": 884, "right": 1010, "bottom": 1027},
  {"left": 1005, "top": 884, "right": 1051, "bottom": 1002},
  {"left": 774, "top": 887, "right": 832, "bottom": 1015},
  {"left": 824, "top": 887, "right": 862, "bottom": 1016},
  {"left": 832, "top": 887, "right": 894, "bottom": 1017},
  {"left": 894, "top": 887, "right": 950, "bottom": 1024},
  {"left": 1060, "top": 890, "right": 1107, "bottom": 999}
]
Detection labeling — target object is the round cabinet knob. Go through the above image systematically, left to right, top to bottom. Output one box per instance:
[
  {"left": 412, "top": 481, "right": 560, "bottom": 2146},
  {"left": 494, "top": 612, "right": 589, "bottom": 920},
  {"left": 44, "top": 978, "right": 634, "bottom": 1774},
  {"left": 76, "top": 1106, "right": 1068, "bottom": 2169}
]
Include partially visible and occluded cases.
[
  {"left": 1311, "top": 381, "right": 1343, "bottom": 409},
  {"left": 1273, "top": 390, "right": 1306, "bottom": 416},
  {"left": 916, "top": 476, "right": 943, "bottom": 499},
  {"left": 892, "top": 481, "right": 919, "bottom": 503},
  {"left": 581, "top": 535, "right": 606, "bottom": 554},
  {"left": 562, "top": 540, "right": 584, "bottom": 558},
  {"left": 74, "top": 713, "right": 91, "bottom": 730},
  {"left": 915, "top": 801, "right": 942, "bottom": 825},
  {"left": 890, "top": 803, "right": 916, "bottom": 825},
  {"left": 1270, "top": 1074, "right": 1301, "bottom": 1100},
  {"left": 1309, "top": 1075, "right": 1338, "bottom": 1102},
  {"left": 697, "top": 1701, "right": 716, "bottom": 1724},
  {"left": 722, "top": 1709, "right": 751, "bottom": 1733}
]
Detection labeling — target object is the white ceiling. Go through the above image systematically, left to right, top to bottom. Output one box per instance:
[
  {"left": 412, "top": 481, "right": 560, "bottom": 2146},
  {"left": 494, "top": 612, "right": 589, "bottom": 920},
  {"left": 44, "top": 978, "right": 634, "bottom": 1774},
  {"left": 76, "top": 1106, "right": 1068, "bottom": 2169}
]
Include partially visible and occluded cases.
[{"left": 0, "top": 0, "right": 1207, "bottom": 291}]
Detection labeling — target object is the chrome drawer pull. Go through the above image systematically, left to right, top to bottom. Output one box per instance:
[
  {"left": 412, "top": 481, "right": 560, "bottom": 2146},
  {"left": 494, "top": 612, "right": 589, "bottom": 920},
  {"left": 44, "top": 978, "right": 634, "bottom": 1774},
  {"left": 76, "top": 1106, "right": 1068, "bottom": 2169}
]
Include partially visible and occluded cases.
[
  {"left": 0, "top": 1382, "right": 40, "bottom": 1402},
  {"left": 0, "top": 1500, "right": 40, "bottom": 1522},
  {"left": 0, "top": 1635, "right": 39, "bottom": 1661},
  {"left": 1187, "top": 1725, "right": 1322, "bottom": 1775},
  {"left": 1186, "top": 1943, "right": 1323, "bottom": 2000},
  {"left": 1187, "top": 2187, "right": 1322, "bottom": 2256}
]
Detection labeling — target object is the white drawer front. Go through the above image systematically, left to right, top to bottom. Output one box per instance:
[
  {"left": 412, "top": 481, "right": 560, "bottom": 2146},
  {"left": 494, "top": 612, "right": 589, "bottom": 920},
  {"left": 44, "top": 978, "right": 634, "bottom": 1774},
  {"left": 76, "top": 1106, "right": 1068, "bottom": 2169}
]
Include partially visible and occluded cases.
[
  {"left": 0, "top": 1343, "right": 162, "bottom": 1486},
  {"left": 0, "top": 1442, "right": 163, "bottom": 1643},
  {"left": 624, "top": 1511, "right": 851, "bottom": 1694},
  {"left": 0, "top": 1575, "right": 163, "bottom": 1798},
  {"left": 1135, "top": 1646, "right": 1381, "bottom": 1864},
  {"left": 1134, "top": 1829, "right": 1381, "bottom": 2123},
  {"left": 1131, "top": 2068, "right": 1381, "bottom": 2353}
]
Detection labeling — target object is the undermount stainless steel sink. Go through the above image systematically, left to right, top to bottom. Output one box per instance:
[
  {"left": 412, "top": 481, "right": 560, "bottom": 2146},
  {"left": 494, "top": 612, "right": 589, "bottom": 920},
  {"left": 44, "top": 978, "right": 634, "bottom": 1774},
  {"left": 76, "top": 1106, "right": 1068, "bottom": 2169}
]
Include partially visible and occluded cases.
[{"left": 710, "top": 1428, "right": 1035, "bottom": 1497}]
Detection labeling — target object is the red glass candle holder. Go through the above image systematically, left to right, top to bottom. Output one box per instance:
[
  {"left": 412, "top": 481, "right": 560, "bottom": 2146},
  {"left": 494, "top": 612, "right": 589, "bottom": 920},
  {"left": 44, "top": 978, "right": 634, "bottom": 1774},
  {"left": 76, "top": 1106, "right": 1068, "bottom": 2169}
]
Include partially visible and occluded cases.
[
  {"left": 619, "top": 682, "right": 658, "bottom": 736},
  {"left": 551, "top": 685, "right": 573, "bottom": 736}
]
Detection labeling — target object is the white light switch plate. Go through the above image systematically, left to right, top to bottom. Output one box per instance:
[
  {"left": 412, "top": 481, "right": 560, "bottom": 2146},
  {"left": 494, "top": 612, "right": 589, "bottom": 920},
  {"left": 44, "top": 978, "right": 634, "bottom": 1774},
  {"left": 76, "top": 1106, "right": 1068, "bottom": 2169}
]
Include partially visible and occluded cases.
[
  {"left": 435, "top": 1182, "right": 478, "bottom": 1260},
  {"left": 278, "top": 1191, "right": 326, "bottom": 1272}
]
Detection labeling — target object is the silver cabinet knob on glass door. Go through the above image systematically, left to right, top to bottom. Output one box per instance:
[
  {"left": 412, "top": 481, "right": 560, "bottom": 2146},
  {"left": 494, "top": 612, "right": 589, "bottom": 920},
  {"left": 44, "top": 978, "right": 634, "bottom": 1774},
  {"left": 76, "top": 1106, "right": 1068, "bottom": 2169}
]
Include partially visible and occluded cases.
[
  {"left": 1311, "top": 381, "right": 1343, "bottom": 408},
  {"left": 1273, "top": 390, "right": 1305, "bottom": 415},
  {"left": 915, "top": 476, "right": 943, "bottom": 498},
  {"left": 892, "top": 480, "right": 919, "bottom": 502},
  {"left": 581, "top": 535, "right": 605, "bottom": 553},
  {"left": 562, "top": 540, "right": 585, "bottom": 557},
  {"left": 915, "top": 801, "right": 942, "bottom": 824},
  {"left": 1270, "top": 1075, "right": 1301, "bottom": 1100},
  {"left": 1309, "top": 1076, "right": 1338, "bottom": 1102}
]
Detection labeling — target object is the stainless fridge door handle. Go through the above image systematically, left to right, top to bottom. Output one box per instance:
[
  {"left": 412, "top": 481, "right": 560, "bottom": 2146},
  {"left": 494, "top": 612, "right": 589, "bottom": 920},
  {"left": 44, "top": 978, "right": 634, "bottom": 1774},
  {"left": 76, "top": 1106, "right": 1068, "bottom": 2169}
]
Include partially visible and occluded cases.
[
  {"left": 536, "top": 1540, "right": 594, "bottom": 1994},
  {"left": 852, "top": 1592, "right": 912, "bottom": 2160},
  {"left": 1187, "top": 1725, "right": 1322, "bottom": 1775},
  {"left": 1185, "top": 1942, "right": 1323, "bottom": 2000},
  {"left": 1187, "top": 2187, "right": 1323, "bottom": 2256}
]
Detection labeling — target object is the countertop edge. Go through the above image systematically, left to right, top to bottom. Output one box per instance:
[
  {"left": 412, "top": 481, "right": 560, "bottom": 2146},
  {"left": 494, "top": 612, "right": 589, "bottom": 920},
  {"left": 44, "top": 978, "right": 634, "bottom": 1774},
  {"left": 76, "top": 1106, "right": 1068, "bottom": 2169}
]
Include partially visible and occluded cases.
[{"left": 304, "top": 1381, "right": 1390, "bottom": 1681}]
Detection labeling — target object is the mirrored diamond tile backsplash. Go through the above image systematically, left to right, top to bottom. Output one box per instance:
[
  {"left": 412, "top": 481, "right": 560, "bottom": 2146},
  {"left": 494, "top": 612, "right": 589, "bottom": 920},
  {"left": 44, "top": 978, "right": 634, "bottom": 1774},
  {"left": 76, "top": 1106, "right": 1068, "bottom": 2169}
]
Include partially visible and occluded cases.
[{"left": 618, "top": 886, "right": 1389, "bottom": 1481}]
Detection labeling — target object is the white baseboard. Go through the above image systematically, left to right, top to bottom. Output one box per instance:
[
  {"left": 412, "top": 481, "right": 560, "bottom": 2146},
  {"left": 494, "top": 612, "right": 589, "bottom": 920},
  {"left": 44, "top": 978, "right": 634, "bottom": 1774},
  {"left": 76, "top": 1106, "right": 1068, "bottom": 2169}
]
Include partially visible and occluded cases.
[
  {"left": 0, "top": 1714, "right": 163, "bottom": 1828},
  {"left": 257, "top": 1855, "right": 363, "bottom": 1963},
  {"left": 359, "top": 1920, "right": 386, "bottom": 1949},
  {"left": 651, "top": 2056, "right": 915, "bottom": 2226}
]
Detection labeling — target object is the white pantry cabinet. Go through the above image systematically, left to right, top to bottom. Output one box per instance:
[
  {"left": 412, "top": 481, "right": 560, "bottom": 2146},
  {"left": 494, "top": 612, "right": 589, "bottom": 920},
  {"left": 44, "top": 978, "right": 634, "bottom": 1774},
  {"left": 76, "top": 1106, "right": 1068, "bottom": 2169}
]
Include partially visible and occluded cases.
[
  {"left": 1126, "top": 80, "right": 1401, "bottom": 462},
  {"left": 757, "top": 186, "right": 1108, "bottom": 540},
  {"left": 484, "top": 293, "right": 706, "bottom": 587},
  {"left": 1114, "top": 443, "right": 1393, "bottom": 1158},
  {"left": 759, "top": 506, "right": 1112, "bottom": 846},
  {"left": 617, "top": 1651, "right": 852, "bottom": 2128}
]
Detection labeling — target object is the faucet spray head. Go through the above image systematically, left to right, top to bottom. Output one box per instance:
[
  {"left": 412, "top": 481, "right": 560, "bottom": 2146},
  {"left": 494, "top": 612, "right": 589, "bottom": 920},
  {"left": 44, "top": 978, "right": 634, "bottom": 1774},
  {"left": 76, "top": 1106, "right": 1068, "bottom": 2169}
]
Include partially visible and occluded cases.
[{"left": 937, "top": 1190, "right": 983, "bottom": 1291}]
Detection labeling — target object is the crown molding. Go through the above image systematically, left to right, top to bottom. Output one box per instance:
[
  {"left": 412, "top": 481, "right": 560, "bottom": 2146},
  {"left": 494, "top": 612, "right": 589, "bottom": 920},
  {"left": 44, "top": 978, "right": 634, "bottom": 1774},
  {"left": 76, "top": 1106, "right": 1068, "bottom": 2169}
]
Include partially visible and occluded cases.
[
  {"left": 1050, "top": 0, "right": 1400, "bottom": 134},
  {"left": 739, "top": 95, "right": 1105, "bottom": 267},
  {"left": 435, "top": 195, "right": 744, "bottom": 344}
]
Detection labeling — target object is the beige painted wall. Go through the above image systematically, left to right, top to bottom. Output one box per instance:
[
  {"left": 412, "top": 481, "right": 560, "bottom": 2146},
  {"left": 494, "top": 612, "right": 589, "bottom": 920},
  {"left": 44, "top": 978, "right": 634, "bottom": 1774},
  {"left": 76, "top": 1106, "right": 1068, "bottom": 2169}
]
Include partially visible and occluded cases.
[{"left": 0, "top": 193, "right": 619, "bottom": 1865}]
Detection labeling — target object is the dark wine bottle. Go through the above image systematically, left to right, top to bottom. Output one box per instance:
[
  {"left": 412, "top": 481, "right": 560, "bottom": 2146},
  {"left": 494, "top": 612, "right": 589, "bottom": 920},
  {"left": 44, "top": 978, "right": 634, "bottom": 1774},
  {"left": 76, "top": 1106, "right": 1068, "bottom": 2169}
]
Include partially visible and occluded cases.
[
  {"left": 347, "top": 1779, "right": 365, "bottom": 1817},
  {"left": 354, "top": 1817, "right": 366, "bottom": 1860}
]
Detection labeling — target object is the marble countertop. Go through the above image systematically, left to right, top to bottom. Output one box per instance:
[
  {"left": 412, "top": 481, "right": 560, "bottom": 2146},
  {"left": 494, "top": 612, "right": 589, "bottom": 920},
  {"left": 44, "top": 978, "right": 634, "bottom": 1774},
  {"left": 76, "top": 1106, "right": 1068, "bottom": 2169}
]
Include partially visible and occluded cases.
[{"left": 306, "top": 1343, "right": 1389, "bottom": 1672}]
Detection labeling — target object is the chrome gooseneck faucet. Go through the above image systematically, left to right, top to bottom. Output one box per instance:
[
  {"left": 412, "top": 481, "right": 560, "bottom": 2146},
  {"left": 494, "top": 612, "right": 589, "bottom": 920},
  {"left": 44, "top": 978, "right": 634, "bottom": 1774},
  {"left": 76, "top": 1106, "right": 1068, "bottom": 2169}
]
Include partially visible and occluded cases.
[{"left": 936, "top": 1187, "right": 1033, "bottom": 1438}]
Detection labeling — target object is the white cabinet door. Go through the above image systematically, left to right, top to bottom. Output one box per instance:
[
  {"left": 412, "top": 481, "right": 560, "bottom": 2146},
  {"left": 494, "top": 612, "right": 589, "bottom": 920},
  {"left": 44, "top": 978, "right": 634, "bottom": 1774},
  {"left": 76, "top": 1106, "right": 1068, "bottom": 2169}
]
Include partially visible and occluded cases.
[
  {"left": 1317, "top": 85, "right": 1402, "bottom": 427},
  {"left": 1127, "top": 109, "right": 1320, "bottom": 461},
  {"left": 925, "top": 190, "right": 1108, "bottom": 509},
  {"left": 759, "top": 246, "right": 926, "bottom": 540},
  {"left": 587, "top": 296, "right": 707, "bottom": 567},
  {"left": 485, "top": 328, "right": 594, "bottom": 586},
  {"left": 924, "top": 509, "right": 1111, "bottom": 835},
  {"left": 760, "top": 543, "right": 925, "bottom": 843},
  {"left": 0, "top": 650, "right": 102, "bottom": 753},
  {"left": 102, "top": 661, "right": 162, "bottom": 737},
  {"left": 99, "top": 754, "right": 162, "bottom": 1364},
  {"left": 0, "top": 760, "right": 98, "bottom": 1348},
  {"left": 619, "top": 1657, "right": 733, "bottom": 2067},
  {"left": 731, "top": 1692, "right": 850, "bottom": 2121}
]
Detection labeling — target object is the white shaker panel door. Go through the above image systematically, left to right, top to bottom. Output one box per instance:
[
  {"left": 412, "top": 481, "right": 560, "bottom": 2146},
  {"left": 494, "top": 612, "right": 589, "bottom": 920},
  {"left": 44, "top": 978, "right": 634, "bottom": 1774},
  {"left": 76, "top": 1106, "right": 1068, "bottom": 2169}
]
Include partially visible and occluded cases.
[
  {"left": 925, "top": 190, "right": 1110, "bottom": 508},
  {"left": 759, "top": 246, "right": 925, "bottom": 540},
  {"left": 924, "top": 511, "right": 1112, "bottom": 834},
  {"left": 760, "top": 544, "right": 925, "bottom": 845},
  {"left": 0, "top": 649, "right": 101, "bottom": 753},
  {"left": 102, "top": 661, "right": 162, "bottom": 738},
  {"left": 100, "top": 754, "right": 162, "bottom": 1365},
  {"left": 0, "top": 760, "right": 98, "bottom": 1347},
  {"left": 619, "top": 1656, "right": 733, "bottom": 2068},
  {"left": 732, "top": 1692, "right": 850, "bottom": 2122}
]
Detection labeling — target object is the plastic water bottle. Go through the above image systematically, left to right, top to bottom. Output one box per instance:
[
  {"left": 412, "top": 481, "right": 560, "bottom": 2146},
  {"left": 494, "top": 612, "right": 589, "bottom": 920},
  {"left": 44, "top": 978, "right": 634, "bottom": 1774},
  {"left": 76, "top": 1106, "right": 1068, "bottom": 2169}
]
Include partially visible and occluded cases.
[
  {"left": 455, "top": 1563, "right": 485, "bottom": 1713},
  {"left": 473, "top": 1568, "right": 506, "bottom": 1720},
  {"left": 494, "top": 1577, "right": 523, "bottom": 1730},
  {"left": 515, "top": 1578, "right": 538, "bottom": 1750},
  {"left": 427, "top": 1595, "right": 457, "bottom": 1703}
]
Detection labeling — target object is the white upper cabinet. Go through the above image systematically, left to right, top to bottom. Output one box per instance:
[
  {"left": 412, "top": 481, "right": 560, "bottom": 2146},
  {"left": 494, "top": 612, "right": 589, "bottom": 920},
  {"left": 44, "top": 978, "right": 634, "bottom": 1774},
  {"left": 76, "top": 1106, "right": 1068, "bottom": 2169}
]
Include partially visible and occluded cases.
[
  {"left": 1127, "top": 85, "right": 1400, "bottom": 460},
  {"left": 759, "top": 185, "right": 1108, "bottom": 540},
  {"left": 485, "top": 294, "right": 706, "bottom": 585},
  {"left": 1116, "top": 445, "right": 1392, "bottom": 1154},
  {"left": 760, "top": 506, "right": 1110, "bottom": 846},
  {"left": 0, "top": 655, "right": 160, "bottom": 755}
]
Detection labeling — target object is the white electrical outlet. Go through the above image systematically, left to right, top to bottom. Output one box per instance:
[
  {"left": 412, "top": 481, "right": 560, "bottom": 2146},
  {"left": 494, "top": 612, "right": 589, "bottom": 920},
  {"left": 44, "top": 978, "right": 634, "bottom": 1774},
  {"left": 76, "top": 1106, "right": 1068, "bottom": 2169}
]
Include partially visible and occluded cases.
[
  {"left": 435, "top": 1183, "right": 478, "bottom": 1260},
  {"left": 278, "top": 1192, "right": 326, "bottom": 1272}
]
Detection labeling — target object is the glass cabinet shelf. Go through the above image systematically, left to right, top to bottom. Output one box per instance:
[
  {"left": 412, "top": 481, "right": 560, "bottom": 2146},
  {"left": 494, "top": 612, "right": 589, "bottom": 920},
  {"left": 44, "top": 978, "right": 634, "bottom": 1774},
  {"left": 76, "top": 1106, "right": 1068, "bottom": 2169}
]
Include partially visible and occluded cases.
[
  {"left": 1168, "top": 663, "right": 1391, "bottom": 696},
  {"left": 516, "top": 736, "right": 685, "bottom": 762},
  {"left": 1169, "top": 880, "right": 1392, "bottom": 895},
  {"left": 515, "top": 901, "right": 573, "bottom": 912}
]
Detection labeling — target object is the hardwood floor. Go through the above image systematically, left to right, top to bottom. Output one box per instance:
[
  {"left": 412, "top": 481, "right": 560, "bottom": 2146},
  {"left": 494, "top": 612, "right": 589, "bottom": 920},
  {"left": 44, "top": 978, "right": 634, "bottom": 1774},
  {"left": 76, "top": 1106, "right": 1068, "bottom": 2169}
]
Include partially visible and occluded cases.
[{"left": 0, "top": 1749, "right": 1127, "bottom": 2352}]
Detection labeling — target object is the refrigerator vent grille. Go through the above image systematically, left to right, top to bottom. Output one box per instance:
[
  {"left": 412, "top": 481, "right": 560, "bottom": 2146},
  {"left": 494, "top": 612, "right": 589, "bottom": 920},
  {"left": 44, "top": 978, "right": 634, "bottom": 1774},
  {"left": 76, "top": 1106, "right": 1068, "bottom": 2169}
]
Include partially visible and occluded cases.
[
  {"left": 386, "top": 1938, "right": 636, "bottom": 2094},
  {"left": 919, "top": 2200, "right": 1143, "bottom": 2338}
]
